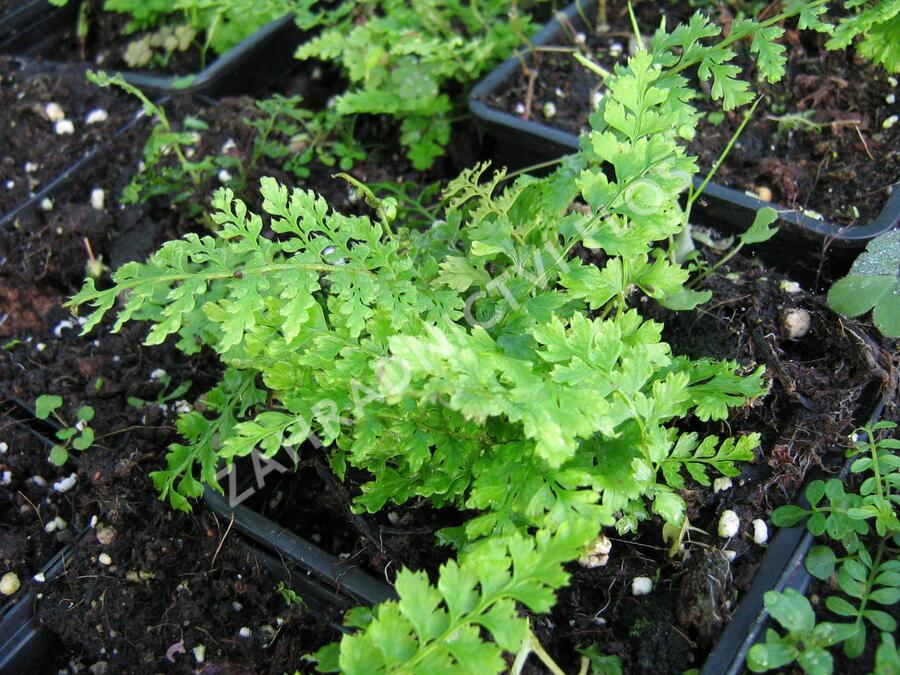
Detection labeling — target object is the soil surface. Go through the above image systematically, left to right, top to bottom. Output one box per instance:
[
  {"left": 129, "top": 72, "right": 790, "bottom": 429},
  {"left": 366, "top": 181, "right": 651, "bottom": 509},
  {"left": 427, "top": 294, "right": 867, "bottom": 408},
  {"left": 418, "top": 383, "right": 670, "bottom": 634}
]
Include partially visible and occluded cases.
[
  {"left": 484, "top": 1, "right": 900, "bottom": 227},
  {"left": 0, "top": 56, "right": 136, "bottom": 215}
]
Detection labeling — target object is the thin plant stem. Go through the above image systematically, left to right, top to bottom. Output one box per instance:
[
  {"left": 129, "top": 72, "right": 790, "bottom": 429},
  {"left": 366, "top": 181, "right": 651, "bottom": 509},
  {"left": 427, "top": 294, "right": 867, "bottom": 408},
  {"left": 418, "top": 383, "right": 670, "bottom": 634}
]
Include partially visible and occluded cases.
[{"left": 511, "top": 629, "right": 566, "bottom": 675}]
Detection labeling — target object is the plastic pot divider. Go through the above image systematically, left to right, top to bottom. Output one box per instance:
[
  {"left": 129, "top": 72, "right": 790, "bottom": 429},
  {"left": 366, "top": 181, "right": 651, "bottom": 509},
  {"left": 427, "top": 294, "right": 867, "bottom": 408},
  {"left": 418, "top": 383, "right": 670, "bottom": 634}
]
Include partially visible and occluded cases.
[
  {"left": 0, "top": 0, "right": 67, "bottom": 53},
  {"left": 468, "top": 0, "right": 899, "bottom": 289},
  {"left": 0, "top": 2, "right": 302, "bottom": 97},
  {"left": 199, "top": 390, "right": 885, "bottom": 674},
  {"left": 0, "top": 414, "right": 348, "bottom": 672},
  {"left": 203, "top": 486, "right": 396, "bottom": 608},
  {"left": 0, "top": 532, "right": 346, "bottom": 674},
  {"left": 0, "top": 533, "right": 83, "bottom": 675}
]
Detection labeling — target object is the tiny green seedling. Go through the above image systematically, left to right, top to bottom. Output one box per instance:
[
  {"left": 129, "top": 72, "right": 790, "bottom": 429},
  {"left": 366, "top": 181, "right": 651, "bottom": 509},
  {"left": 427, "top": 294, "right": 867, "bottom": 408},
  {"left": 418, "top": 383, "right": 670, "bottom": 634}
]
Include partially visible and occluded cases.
[
  {"left": 87, "top": 70, "right": 220, "bottom": 220},
  {"left": 765, "top": 110, "right": 826, "bottom": 135},
  {"left": 127, "top": 372, "right": 192, "bottom": 409},
  {"left": 34, "top": 394, "right": 95, "bottom": 466},
  {"left": 276, "top": 581, "right": 304, "bottom": 609},
  {"left": 747, "top": 589, "right": 856, "bottom": 674},
  {"left": 576, "top": 643, "right": 625, "bottom": 675}
]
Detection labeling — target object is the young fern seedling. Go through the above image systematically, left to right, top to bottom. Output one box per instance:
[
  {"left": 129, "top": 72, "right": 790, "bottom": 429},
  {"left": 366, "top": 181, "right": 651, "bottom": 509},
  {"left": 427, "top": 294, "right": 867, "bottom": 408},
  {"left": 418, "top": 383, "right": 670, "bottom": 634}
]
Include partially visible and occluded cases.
[
  {"left": 295, "top": 0, "right": 546, "bottom": 168},
  {"left": 87, "top": 70, "right": 221, "bottom": 220},
  {"left": 246, "top": 95, "right": 366, "bottom": 178},
  {"left": 127, "top": 372, "right": 192, "bottom": 409},
  {"left": 34, "top": 394, "right": 95, "bottom": 466}
]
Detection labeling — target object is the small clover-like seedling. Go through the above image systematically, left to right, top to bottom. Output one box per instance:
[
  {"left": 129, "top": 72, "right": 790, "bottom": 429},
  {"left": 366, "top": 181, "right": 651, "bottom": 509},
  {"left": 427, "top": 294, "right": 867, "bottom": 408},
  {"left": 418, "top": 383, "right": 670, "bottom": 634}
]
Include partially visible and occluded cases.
[
  {"left": 828, "top": 229, "right": 900, "bottom": 337},
  {"left": 127, "top": 372, "right": 192, "bottom": 409},
  {"left": 34, "top": 394, "right": 95, "bottom": 466},
  {"left": 754, "top": 421, "right": 899, "bottom": 672},
  {"left": 276, "top": 581, "right": 304, "bottom": 609},
  {"left": 747, "top": 589, "right": 856, "bottom": 674}
]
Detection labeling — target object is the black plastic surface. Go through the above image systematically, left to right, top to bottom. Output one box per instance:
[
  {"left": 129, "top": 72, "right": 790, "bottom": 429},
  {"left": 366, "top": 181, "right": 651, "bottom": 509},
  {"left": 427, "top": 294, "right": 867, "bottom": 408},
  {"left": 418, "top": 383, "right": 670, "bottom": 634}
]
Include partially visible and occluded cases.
[
  {"left": 700, "top": 396, "right": 886, "bottom": 675},
  {"left": 204, "top": 487, "right": 396, "bottom": 608},
  {"left": 0, "top": 534, "right": 81, "bottom": 675}
]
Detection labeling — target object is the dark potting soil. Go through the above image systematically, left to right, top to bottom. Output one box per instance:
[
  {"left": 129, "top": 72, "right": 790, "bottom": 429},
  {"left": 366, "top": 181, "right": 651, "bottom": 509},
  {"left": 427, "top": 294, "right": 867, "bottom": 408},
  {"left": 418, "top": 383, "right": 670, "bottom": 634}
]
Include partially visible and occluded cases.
[
  {"left": 485, "top": 1, "right": 900, "bottom": 227},
  {"left": 0, "top": 56, "right": 137, "bottom": 215},
  {"left": 0, "top": 120, "right": 354, "bottom": 668},
  {"left": 228, "top": 245, "right": 892, "bottom": 673},
  {"left": 527, "top": 246, "right": 893, "bottom": 674},
  {"left": 0, "top": 331, "right": 343, "bottom": 673}
]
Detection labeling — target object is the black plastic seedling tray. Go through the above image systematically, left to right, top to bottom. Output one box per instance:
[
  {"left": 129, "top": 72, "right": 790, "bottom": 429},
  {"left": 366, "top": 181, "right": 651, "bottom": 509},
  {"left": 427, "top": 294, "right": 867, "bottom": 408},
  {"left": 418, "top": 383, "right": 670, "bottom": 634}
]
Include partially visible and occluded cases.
[
  {"left": 0, "top": 0, "right": 50, "bottom": 48},
  {"left": 468, "top": 0, "right": 900, "bottom": 290},
  {"left": 0, "top": 1, "right": 302, "bottom": 97},
  {"left": 204, "top": 481, "right": 396, "bottom": 609},
  {"left": 0, "top": 530, "right": 345, "bottom": 675},
  {"left": 0, "top": 532, "right": 83, "bottom": 675}
]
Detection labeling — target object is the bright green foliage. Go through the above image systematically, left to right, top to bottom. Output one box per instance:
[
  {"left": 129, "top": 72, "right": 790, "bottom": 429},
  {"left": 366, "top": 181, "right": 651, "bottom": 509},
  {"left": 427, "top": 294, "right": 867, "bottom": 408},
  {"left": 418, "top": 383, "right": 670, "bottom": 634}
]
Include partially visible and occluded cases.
[
  {"left": 295, "top": 0, "right": 543, "bottom": 169},
  {"left": 643, "top": 0, "right": 831, "bottom": 138},
  {"left": 827, "top": 1, "right": 900, "bottom": 73},
  {"left": 69, "top": 11, "right": 770, "bottom": 542},
  {"left": 68, "top": 12, "right": 785, "bottom": 671},
  {"left": 88, "top": 70, "right": 222, "bottom": 218},
  {"left": 88, "top": 72, "right": 362, "bottom": 219},
  {"left": 246, "top": 95, "right": 365, "bottom": 178},
  {"left": 827, "top": 230, "right": 900, "bottom": 337},
  {"left": 34, "top": 394, "right": 95, "bottom": 466},
  {"left": 751, "top": 421, "right": 899, "bottom": 673},
  {"left": 306, "top": 521, "right": 595, "bottom": 674},
  {"left": 277, "top": 581, "right": 305, "bottom": 608},
  {"left": 747, "top": 589, "right": 856, "bottom": 674},
  {"left": 875, "top": 633, "right": 900, "bottom": 673},
  {"left": 576, "top": 643, "right": 625, "bottom": 675}
]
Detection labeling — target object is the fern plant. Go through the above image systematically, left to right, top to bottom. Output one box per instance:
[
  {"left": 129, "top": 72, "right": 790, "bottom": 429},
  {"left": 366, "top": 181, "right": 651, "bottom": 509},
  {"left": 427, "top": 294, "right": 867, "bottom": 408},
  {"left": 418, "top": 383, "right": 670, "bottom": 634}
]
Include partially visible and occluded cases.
[
  {"left": 295, "top": 0, "right": 545, "bottom": 169},
  {"left": 826, "top": 0, "right": 900, "bottom": 74},
  {"left": 67, "top": 4, "right": 827, "bottom": 670},
  {"left": 70, "top": 47, "right": 769, "bottom": 540},
  {"left": 89, "top": 72, "right": 363, "bottom": 222},
  {"left": 309, "top": 522, "right": 595, "bottom": 674}
]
